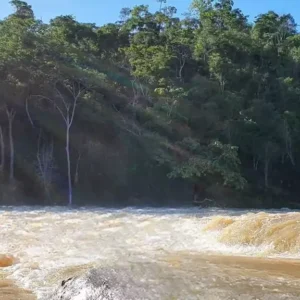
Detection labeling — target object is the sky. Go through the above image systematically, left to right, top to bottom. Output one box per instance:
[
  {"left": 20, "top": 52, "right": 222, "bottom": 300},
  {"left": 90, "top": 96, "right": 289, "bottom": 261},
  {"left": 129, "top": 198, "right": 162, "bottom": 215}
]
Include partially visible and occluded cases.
[{"left": 1, "top": 0, "right": 300, "bottom": 26}]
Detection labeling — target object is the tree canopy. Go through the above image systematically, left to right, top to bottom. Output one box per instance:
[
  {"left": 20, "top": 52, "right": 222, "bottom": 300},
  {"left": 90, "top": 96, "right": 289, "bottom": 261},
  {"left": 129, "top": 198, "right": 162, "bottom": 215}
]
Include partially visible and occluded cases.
[{"left": 0, "top": 0, "right": 299, "bottom": 207}]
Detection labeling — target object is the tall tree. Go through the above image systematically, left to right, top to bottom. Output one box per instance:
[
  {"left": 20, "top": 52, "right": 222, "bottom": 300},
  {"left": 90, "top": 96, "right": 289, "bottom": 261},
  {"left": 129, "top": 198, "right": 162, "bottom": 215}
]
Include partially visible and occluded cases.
[{"left": 35, "top": 80, "right": 85, "bottom": 206}]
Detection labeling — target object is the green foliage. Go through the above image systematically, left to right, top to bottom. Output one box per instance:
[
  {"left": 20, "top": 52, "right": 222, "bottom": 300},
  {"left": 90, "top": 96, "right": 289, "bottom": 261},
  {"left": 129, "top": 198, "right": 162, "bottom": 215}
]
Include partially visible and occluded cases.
[
  {"left": 1, "top": 0, "right": 300, "bottom": 206},
  {"left": 10, "top": 0, "right": 34, "bottom": 19},
  {"left": 0, "top": 11, "right": 36, "bottom": 63},
  {"left": 123, "top": 44, "right": 173, "bottom": 83},
  {"left": 169, "top": 139, "right": 246, "bottom": 190}
]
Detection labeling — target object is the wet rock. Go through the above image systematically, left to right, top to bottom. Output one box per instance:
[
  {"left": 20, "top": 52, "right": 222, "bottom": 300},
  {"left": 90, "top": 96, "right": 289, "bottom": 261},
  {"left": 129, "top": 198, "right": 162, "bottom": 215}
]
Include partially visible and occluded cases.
[
  {"left": 0, "top": 255, "right": 17, "bottom": 268},
  {"left": 46, "top": 268, "right": 147, "bottom": 300}
]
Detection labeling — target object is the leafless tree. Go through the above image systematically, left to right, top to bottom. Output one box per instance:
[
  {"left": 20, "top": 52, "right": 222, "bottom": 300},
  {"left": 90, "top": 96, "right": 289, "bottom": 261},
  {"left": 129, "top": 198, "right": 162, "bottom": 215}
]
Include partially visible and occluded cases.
[
  {"left": 175, "top": 49, "right": 188, "bottom": 82},
  {"left": 34, "top": 81, "right": 85, "bottom": 205},
  {"left": 36, "top": 130, "right": 55, "bottom": 203}
]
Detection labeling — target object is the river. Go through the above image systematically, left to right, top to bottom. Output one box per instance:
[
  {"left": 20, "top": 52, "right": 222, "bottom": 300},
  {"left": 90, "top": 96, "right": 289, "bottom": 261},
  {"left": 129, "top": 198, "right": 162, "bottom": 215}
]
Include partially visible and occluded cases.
[{"left": 1, "top": 207, "right": 300, "bottom": 299}]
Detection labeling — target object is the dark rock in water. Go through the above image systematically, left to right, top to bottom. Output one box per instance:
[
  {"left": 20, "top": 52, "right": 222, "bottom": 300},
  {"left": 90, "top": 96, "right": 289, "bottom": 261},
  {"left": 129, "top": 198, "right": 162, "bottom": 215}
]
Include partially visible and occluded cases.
[{"left": 46, "top": 268, "right": 148, "bottom": 300}]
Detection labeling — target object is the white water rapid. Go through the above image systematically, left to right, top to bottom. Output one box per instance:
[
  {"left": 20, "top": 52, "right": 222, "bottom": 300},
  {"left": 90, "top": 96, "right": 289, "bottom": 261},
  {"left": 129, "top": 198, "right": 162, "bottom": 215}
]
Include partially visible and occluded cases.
[{"left": 1, "top": 207, "right": 300, "bottom": 299}]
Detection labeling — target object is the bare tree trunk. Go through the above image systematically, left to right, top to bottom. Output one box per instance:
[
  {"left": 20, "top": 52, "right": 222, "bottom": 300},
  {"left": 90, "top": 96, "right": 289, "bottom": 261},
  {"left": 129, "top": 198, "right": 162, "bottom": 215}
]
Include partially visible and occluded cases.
[
  {"left": 178, "top": 55, "right": 186, "bottom": 83},
  {"left": 33, "top": 80, "right": 84, "bottom": 206},
  {"left": 6, "top": 108, "right": 15, "bottom": 183},
  {"left": 66, "top": 124, "right": 72, "bottom": 206},
  {"left": 0, "top": 126, "right": 4, "bottom": 173},
  {"left": 36, "top": 130, "right": 54, "bottom": 204},
  {"left": 37, "top": 130, "right": 46, "bottom": 203},
  {"left": 74, "top": 151, "right": 82, "bottom": 186}
]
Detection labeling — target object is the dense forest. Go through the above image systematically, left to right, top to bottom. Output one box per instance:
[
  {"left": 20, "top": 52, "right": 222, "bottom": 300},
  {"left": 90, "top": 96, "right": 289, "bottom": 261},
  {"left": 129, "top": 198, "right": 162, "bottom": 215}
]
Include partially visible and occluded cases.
[{"left": 0, "top": 0, "right": 299, "bottom": 207}]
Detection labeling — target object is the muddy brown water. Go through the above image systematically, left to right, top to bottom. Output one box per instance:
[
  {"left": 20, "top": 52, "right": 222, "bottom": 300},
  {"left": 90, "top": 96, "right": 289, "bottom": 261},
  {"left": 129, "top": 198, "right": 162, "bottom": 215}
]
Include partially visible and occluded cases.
[
  {"left": 1, "top": 207, "right": 300, "bottom": 299},
  {"left": 0, "top": 280, "right": 34, "bottom": 300}
]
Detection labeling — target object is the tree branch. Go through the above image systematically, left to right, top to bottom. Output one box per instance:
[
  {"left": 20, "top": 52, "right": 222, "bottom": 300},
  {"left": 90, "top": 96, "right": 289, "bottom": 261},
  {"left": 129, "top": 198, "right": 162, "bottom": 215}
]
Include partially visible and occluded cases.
[
  {"left": 54, "top": 83, "right": 69, "bottom": 111},
  {"left": 70, "top": 85, "right": 84, "bottom": 126},
  {"left": 32, "top": 95, "right": 68, "bottom": 124},
  {"left": 25, "top": 97, "right": 35, "bottom": 128}
]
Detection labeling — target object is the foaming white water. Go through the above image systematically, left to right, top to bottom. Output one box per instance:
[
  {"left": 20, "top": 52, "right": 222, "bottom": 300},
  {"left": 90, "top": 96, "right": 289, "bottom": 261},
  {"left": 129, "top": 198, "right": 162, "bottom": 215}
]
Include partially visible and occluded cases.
[{"left": 0, "top": 206, "right": 300, "bottom": 299}]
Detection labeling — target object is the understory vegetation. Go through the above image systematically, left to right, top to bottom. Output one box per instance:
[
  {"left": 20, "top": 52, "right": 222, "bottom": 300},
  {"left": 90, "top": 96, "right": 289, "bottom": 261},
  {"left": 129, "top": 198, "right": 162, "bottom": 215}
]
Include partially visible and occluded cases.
[{"left": 0, "top": 0, "right": 299, "bottom": 207}]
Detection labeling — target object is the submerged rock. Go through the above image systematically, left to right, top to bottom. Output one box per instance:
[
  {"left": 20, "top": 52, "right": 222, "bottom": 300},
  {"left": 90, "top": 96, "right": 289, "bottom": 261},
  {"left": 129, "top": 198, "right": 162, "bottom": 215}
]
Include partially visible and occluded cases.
[
  {"left": 0, "top": 254, "right": 17, "bottom": 268},
  {"left": 46, "top": 268, "right": 147, "bottom": 300}
]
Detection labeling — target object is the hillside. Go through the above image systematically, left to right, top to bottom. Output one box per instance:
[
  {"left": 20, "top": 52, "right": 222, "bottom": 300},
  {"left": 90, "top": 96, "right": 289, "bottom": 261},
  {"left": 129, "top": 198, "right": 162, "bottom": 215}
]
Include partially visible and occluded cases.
[{"left": 0, "top": 0, "right": 299, "bottom": 207}]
